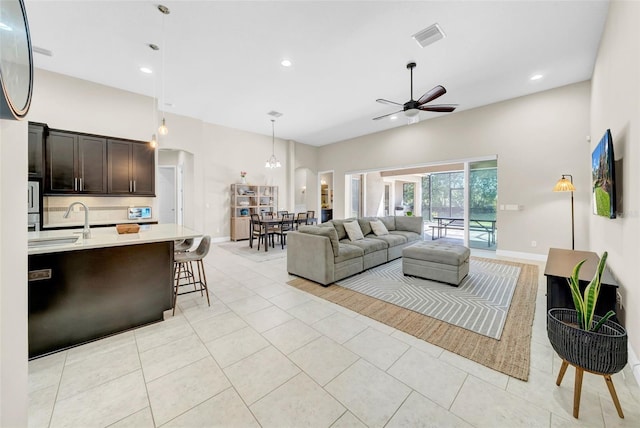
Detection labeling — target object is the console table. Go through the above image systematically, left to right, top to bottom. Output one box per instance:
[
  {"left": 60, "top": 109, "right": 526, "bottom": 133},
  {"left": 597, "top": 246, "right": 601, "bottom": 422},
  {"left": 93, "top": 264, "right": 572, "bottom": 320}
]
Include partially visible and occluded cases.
[{"left": 544, "top": 248, "right": 619, "bottom": 320}]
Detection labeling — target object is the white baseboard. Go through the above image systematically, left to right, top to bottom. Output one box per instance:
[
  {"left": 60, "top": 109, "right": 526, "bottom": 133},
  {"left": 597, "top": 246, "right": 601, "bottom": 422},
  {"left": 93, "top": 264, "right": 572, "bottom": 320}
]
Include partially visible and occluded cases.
[
  {"left": 212, "top": 236, "right": 230, "bottom": 244},
  {"left": 495, "top": 249, "right": 548, "bottom": 262}
]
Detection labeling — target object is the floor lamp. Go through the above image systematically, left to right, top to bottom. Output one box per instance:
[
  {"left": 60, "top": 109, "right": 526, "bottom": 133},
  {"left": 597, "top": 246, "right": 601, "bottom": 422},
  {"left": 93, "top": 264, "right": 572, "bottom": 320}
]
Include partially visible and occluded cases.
[{"left": 553, "top": 174, "right": 576, "bottom": 250}]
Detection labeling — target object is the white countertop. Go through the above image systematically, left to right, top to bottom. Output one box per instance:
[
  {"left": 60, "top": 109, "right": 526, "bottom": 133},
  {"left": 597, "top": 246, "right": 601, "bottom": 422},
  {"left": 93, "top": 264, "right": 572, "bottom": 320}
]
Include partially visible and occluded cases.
[{"left": 28, "top": 223, "right": 202, "bottom": 255}]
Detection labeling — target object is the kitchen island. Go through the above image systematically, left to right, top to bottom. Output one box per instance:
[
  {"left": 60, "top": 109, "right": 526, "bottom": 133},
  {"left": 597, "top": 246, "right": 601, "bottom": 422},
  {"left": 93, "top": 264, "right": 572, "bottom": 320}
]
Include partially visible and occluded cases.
[{"left": 28, "top": 224, "right": 201, "bottom": 359}]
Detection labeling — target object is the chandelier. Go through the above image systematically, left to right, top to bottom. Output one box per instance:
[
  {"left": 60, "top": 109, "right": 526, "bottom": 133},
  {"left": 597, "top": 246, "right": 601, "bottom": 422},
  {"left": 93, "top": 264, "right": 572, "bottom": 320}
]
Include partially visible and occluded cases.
[{"left": 265, "top": 119, "right": 282, "bottom": 169}]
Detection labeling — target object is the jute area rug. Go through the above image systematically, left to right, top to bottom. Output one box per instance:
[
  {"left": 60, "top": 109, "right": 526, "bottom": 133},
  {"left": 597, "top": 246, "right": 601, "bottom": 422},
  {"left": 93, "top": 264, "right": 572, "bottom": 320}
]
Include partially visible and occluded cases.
[{"left": 287, "top": 256, "right": 538, "bottom": 381}]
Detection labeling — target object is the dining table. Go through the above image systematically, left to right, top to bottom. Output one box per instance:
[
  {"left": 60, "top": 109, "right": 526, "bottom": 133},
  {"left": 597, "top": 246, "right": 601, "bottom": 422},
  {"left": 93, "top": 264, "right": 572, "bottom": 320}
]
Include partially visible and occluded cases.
[{"left": 249, "top": 216, "right": 318, "bottom": 251}]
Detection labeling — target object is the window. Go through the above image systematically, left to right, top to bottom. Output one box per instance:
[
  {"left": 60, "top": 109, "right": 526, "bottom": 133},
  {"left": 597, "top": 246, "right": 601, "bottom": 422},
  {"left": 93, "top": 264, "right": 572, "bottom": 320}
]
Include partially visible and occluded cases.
[
  {"left": 350, "top": 175, "right": 362, "bottom": 218},
  {"left": 402, "top": 183, "right": 415, "bottom": 212}
]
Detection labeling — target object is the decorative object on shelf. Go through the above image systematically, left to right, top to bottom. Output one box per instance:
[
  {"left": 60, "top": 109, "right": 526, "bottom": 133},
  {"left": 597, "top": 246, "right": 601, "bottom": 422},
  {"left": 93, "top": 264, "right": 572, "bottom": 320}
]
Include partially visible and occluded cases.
[
  {"left": 157, "top": 4, "right": 170, "bottom": 136},
  {"left": 265, "top": 119, "right": 282, "bottom": 169},
  {"left": 240, "top": 171, "right": 247, "bottom": 184},
  {"left": 553, "top": 174, "right": 575, "bottom": 249},
  {"left": 238, "top": 201, "right": 250, "bottom": 206},
  {"left": 240, "top": 208, "right": 249, "bottom": 216},
  {"left": 547, "top": 252, "right": 627, "bottom": 419}
]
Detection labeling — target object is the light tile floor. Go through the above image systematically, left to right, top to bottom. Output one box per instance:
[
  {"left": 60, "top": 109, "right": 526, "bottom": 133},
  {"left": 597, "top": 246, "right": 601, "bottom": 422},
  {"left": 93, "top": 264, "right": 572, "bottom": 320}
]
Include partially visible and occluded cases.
[{"left": 28, "top": 244, "right": 640, "bottom": 427}]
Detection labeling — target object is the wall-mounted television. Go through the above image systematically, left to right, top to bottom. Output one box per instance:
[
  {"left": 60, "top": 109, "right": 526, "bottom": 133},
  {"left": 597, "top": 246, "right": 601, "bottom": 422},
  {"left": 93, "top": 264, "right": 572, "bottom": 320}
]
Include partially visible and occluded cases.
[{"left": 592, "top": 129, "right": 616, "bottom": 219}]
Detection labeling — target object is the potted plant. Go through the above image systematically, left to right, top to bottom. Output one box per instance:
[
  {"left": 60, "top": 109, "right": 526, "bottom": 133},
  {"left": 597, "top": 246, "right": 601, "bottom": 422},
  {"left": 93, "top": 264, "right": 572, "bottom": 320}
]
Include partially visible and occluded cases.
[{"left": 547, "top": 251, "right": 627, "bottom": 419}]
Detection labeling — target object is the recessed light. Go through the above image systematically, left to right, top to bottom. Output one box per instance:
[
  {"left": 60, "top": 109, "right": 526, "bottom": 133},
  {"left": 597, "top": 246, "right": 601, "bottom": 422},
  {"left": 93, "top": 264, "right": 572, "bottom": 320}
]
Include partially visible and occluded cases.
[
  {"left": 281, "top": 59, "right": 292, "bottom": 67},
  {"left": 140, "top": 67, "right": 153, "bottom": 74},
  {"left": 530, "top": 74, "right": 543, "bottom": 81}
]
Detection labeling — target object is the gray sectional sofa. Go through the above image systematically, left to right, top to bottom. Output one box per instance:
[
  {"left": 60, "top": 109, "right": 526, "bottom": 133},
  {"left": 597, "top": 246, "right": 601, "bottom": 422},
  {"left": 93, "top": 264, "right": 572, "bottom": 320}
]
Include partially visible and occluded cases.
[{"left": 286, "top": 216, "right": 423, "bottom": 286}]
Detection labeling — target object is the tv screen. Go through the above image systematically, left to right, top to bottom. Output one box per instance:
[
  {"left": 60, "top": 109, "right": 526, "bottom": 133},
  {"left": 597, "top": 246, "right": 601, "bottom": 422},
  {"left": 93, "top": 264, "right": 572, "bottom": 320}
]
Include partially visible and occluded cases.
[{"left": 592, "top": 129, "right": 616, "bottom": 219}]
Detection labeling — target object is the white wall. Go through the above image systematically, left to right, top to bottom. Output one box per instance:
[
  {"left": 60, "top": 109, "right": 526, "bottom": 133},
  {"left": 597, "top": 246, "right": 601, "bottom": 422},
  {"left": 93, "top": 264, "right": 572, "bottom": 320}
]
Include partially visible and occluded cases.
[
  {"left": 589, "top": 0, "right": 640, "bottom": 374},
  {"left": 29, "top": 69, "right": 292, "bottom": 240},
  {"left": 318, "top": 81, "right": 592, "bottom": 256},
  {"left": 0, "top": 119, "right": 28, "bottom": 426}
]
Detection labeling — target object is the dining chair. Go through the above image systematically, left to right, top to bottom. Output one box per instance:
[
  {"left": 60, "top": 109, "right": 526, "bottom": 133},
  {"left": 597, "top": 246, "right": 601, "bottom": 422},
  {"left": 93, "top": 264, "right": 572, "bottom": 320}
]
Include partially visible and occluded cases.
[
  {"left": 277, "top": 210, "right": 288, "bottom": 217},
  {"left": 306, "top": 210, "right": 315, "bottom": 224},
  {"left": 295, "top": 212, "right": 308, "bottom": 229},
  {"left": 274, "top": 213, "right": 295, "bottom": 249},
  {"left": 250, "top": 214, "right": 269, "bottom": 250}
]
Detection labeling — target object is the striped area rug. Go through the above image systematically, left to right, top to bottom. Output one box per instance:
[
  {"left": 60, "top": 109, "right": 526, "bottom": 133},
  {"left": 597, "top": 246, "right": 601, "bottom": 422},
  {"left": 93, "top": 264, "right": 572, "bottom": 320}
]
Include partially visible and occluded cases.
[
  {"left": 288, "top": 257, "right": 538, "bottom": 380},
  {"left": 336, "top": 258, "right": 520, "bottom": 339}
]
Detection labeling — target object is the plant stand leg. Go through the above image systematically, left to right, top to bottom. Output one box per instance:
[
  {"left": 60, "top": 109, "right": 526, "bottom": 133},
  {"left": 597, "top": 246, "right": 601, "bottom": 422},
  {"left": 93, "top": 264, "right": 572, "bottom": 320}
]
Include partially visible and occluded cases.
[
  {"left": 556, "top": 359, "right": 569, "bottom": 386},
  {"left": 573, "top": 366, "right": 584, "bottom": 418},
  {"left": 603, "top": 375, "right": 624, "bottom": 418}
]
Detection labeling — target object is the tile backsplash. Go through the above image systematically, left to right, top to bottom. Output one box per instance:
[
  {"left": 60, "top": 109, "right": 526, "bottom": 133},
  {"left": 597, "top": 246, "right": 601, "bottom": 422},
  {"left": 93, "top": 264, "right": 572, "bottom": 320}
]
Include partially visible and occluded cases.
[{"left": 44, "top": 196, "right": 156, "bottom": 226}]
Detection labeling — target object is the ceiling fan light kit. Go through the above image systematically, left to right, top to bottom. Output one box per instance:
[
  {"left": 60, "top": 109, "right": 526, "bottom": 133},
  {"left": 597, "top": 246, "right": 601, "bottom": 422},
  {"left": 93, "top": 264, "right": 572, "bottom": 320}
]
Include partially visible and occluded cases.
[{"left": 373, "top": 62, "right": 458, "bottom": 122}]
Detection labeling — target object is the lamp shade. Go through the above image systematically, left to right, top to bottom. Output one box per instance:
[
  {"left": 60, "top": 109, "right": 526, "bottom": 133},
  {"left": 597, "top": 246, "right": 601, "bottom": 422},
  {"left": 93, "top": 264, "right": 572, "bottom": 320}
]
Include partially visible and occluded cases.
[{"left": 553, "top": 176, "right": 576, "bottom": 192}]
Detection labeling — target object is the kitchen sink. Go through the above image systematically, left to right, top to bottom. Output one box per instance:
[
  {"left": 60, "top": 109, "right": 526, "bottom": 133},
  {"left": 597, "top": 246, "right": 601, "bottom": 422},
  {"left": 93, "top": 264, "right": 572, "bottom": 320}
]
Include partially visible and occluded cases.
[{"left": 28, "top": 236, "right": 80, "bottom": 248}]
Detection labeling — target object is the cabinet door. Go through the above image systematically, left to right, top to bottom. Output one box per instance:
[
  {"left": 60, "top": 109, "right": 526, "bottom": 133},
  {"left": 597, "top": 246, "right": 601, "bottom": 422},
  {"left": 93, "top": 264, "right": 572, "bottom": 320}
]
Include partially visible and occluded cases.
[
  {"left": 28, "top": 124, "right": 45, "bottom": 177},
  {"left": 45, "top": 131, "right": 77, "bottom": 193},
  {"left": 78, "top": 136, "right": 107, "bottom": 193},
  {"left": 107, "top": 140, "right": 132, "bottom": 194},
  {"left": 131, "top": 142, "right": 155, "bottom": 195}
]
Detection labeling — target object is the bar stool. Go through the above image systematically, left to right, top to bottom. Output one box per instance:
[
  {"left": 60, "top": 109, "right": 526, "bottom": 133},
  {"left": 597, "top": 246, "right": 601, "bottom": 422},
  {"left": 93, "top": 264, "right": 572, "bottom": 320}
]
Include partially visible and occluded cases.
[
  {"left": 173, "top": 236, "right": 211, "bottom": 315},
  {"left": 174, "top": 238, "right": 194, "bottom": 252}
]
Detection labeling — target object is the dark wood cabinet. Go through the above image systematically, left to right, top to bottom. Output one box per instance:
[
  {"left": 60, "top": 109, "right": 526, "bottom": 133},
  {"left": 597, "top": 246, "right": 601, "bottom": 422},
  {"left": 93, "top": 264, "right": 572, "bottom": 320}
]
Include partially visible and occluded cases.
[
  {"left": 28, "top": 123, "right": 46, "bottom": 177},
  {"left": 45, "top": 130, "right": 107, "bottom": 194},
  {"left": 107, "top": 139, "right": 155, "bottom": 196},
  {"left": 28, "top": 242, "right": 172, "bottom": 358}
]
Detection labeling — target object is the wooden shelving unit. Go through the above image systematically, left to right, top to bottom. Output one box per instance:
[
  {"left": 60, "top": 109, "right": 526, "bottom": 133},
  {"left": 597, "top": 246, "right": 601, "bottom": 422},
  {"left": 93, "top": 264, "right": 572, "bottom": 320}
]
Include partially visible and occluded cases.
[{"left": 230, "top": 183, "right": 278, "bottom": 241}]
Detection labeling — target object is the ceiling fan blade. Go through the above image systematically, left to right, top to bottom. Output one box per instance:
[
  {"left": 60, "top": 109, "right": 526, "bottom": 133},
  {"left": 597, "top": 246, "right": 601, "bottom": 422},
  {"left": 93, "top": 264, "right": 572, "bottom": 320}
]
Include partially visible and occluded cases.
[
  {"left": 417, "top": 85, "right": 446, "bottom": 105},
  {"left": 376, "top": 98, "right": 403, "bottom": 106},
  {"left": 418, "top": 104, "right": 458, "bottom": 113},
  {"left": 373, "top": 110, "right": 403, "bottom": 121}
]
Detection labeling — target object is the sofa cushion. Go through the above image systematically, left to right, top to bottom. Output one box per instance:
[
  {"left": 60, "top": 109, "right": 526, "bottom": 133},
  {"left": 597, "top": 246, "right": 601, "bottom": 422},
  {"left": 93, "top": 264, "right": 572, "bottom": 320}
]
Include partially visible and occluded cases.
[
  {"left": 380, "top": 216, "right": 396, "bottom": 231},
  {"left": 395, "top": 216, "right": 423, "bottom": 234},
  {"left": 357, "top": 217, "right": 377, "bottom": 236},
  {"left": 330, "top": 218, "right": 356, "bottom": 240},
  {"left": 370, "top": 219, "right": 389, "bottom": 236},
  {"left": 344, "top": 221, "right": 365, "bottom": 241},
  {"left": 298, "top": 225, "right": 340, "bottom": 256},
  {"left": 389, "top": 230, "right": 421, "bottom": 243},
  {"left": 368, "top": 233, "right": 407, "bottom": 247},
  {"left": 339, "top": 237, "right": 388, "bottom": 254},
  {"left": 335, "top": 243, "right": 364, "bottom": 263}
]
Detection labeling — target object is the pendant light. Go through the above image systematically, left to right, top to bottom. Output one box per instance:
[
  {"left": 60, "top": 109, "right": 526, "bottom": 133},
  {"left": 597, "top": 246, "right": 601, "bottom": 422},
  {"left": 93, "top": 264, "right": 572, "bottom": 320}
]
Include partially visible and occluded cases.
[
  {"left": 157, "top": 4, "right": 170, "bottom": 136},
  {"left": 265, "top": 119, "right": 282, "bottom": 169}
]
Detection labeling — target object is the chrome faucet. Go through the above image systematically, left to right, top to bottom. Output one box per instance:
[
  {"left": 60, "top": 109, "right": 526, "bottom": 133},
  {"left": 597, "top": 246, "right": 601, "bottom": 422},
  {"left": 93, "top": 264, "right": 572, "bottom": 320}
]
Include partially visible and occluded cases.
[{"left": 64, "top": 202, "right": 91, "bottom": 239}]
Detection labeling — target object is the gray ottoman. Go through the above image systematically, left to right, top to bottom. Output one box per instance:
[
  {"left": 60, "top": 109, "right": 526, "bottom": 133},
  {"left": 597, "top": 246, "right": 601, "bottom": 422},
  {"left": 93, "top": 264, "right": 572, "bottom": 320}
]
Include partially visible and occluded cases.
[{"left": 402, "top": 241, "right": 470, "bottom": 286}]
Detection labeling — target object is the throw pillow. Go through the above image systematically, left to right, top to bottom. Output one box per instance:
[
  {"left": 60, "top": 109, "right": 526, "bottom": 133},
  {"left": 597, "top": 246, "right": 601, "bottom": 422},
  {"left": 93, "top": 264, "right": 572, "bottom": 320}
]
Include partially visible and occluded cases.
[
  {"left": 370, "top": 219, "right": 389, "bottom": 236},
  {"left": 343, "top": 221, "right": 365, "bottom": 241}
]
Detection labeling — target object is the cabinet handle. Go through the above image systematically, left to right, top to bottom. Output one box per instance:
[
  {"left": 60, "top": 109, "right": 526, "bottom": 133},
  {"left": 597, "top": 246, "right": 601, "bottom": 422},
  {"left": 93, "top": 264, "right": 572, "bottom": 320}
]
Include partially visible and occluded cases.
[
  {"left": 74, "top": 177, "right": 78, "bottom": 191},
  {"left": 80, "top": 178, "right": 83, "bottom": 191},
  {"left": 129, "top": 180, "right": 132, "bottom": 192},
  {"left": 133, "top": 180, "right": 136, "bottom": 192}
]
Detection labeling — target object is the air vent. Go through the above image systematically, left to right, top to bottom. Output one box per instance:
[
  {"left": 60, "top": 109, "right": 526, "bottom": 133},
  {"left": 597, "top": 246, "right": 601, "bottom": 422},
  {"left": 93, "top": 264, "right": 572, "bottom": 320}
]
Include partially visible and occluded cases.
[
  {"left": 412, "top": 23, "right": 446, "bottom": 48},
  {"left": 267, "top": 111, "right": 283, "bottom": 118}
]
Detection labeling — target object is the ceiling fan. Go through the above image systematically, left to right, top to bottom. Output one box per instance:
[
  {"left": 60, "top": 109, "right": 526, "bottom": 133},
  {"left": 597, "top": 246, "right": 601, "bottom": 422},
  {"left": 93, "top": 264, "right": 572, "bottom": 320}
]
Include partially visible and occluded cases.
[{"left": 373, "top": 62, "right": 457, "bottom": 121}]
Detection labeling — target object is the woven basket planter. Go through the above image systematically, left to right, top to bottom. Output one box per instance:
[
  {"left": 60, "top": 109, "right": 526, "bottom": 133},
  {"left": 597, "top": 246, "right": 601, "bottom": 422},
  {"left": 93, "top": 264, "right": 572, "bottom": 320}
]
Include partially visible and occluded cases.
[{"left": 547, "top": 308, "right": 627, "bottom": 374}]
